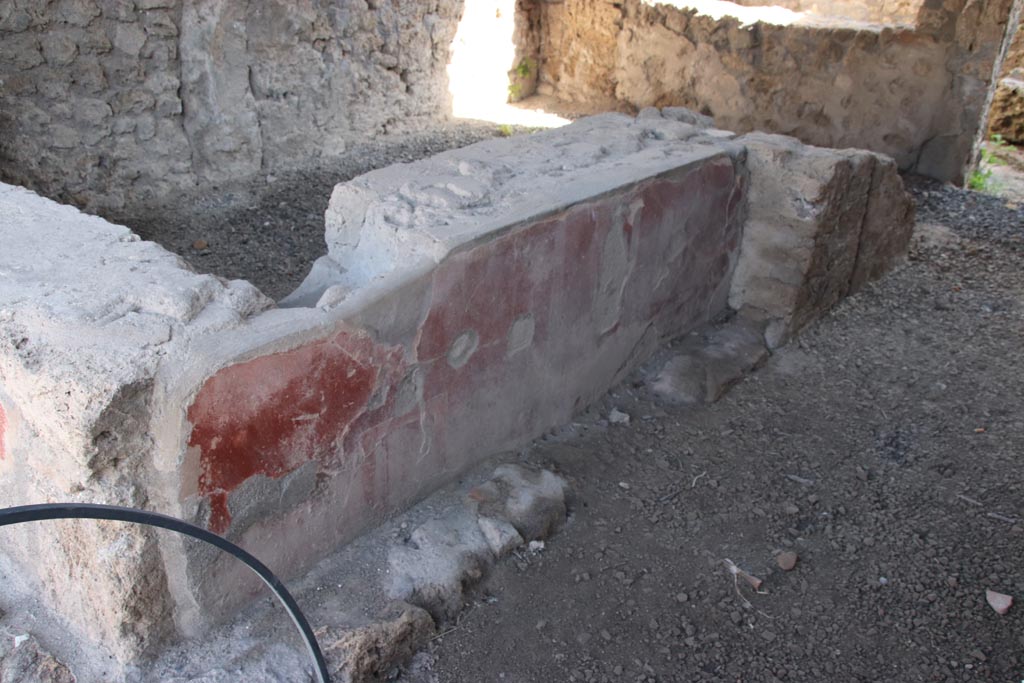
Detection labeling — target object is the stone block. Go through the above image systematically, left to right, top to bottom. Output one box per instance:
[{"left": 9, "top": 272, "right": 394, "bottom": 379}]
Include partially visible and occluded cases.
[
  {"left": 988, "top": 77, "right": 1024, "bottom": 144},
  {"left": 175, "top": 113, "right": 744, "bottom": 629},
  {"left": 728, "top": 132, "right": 914, "bottom": 345},
  {"left": 0, "top": 183, "right": 272, "bottom": 661},
  {"left": 318, "top": 603, "right": 435, "bottom": 683}
]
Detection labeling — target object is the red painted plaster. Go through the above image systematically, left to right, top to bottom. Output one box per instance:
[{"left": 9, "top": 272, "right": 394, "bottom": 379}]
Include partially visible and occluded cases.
[
  {"left": 185, "top": 158, "right": 741, "bottom": 539},
  {"left": 188, "top": 330, "right": 400, "bottom": 533},
  {"left": 0, "top": 402, "right": 7, "bottom": 460}
]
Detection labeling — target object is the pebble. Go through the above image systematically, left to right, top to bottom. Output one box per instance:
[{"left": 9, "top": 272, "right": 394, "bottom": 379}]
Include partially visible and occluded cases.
[
  {"left": 192, "top": 238, "right": 208, "bottom": 250},
  {"left": 609, "top": 408, "right": 631, "bottom": 425},
  {"left": 776, "top": 551, "right": 799, "bottom": 571},
  {"left": 985, "top": 589, "right": 1013, "bottom": 615}
]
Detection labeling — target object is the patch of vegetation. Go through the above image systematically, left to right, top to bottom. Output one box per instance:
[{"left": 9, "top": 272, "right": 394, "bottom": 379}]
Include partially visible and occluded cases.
[{"left": 969, "top": 134, "right": 1016, "bottom": 193}]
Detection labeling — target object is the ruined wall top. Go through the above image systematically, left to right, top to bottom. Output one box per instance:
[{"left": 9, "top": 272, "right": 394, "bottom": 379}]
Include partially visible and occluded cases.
[{"left": 725, "top": 0, "right": 924, "bottom": 25}]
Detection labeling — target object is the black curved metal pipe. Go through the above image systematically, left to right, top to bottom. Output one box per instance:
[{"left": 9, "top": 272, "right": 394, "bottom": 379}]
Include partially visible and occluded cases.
[{"left": 0, "top": 503, "right": 330, "bottom": 683}]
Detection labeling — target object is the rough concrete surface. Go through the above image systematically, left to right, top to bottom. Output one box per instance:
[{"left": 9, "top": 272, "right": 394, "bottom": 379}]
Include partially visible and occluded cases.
[
  {"left": 0, "top": 182, "right": 271, "bottom": 661},
  {"left": 318, "top": 602, "right": 435, "bottom": 683},
  {"left": 0, "top": 631, "right": 75, "bottom": 683}
]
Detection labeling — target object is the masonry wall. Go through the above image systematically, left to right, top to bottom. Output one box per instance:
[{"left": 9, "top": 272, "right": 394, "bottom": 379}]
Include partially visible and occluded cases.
[
  {"left": 0, "top": 0, "right": 463, "bottom": 211},
  {"left": 536, "top": 0, "right": 1018, "bottom": 183}
]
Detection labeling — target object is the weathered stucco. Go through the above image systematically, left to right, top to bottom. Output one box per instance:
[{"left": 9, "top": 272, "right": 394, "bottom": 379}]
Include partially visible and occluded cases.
[
  {"left": 0, "top": 0, "right": 463, "bottom": 210},
  {"left": 536, "top": 0, "right": 1019, "bottom": 183}
]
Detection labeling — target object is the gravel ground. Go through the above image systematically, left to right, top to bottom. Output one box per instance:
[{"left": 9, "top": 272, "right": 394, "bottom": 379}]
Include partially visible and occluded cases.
[
  {"left": 110, "top": 123, "right": 509, "bottom": 301},
  {"left": 393, "top": 178, "right": 1024, "bottom": 683}
]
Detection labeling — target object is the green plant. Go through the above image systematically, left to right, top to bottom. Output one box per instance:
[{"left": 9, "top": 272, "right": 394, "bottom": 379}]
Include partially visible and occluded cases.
[
  {"left": 515, "top": 58, "right": 534, "bottom": 79},
  {"left": 507, "top": 82, "right": 522, "bottom": 100},
  {"left": 497, "top": 123, "right": 514, "bottom": 137},
  {"left": 969, "top": 134, "right": 1017, "bottom": 192},
  {"left": 968, "top": 166, "right": 994, "bottom": 191}
]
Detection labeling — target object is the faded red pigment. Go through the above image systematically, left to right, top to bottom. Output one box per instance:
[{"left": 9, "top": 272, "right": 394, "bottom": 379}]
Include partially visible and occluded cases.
[
  {"left": 185, "top": 160, "right": 742, "bottom": 537},
  {"left": 188, "top": 331, "right": 386, "bottom": 533},
  {"left": 0, "top": 402, "right": 7, "bottom": 460}
]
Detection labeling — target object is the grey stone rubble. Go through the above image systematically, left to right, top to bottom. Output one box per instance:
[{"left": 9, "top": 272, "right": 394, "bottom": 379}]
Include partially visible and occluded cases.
[
  {"left": 649, "top": 316, "right": 770, "bottom": 405},
  {"left": 154, "top": 460, "right": 568, "bottom": 683},
  {"left": 319, "top": 464, "right": 569, "bottom": 683},
  {"left": 388, "top": 465, "right": 569, "bottom": 622},
  {"left": 0, "top": 630, "right": 75, "bottom": 683}
]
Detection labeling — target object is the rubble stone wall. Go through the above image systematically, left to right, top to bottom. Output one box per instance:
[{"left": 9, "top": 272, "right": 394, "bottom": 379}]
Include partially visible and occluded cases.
[
  {"left": 0, "top": 0, "right": 463, "bottom": 211},
  {"left": 536, "top": 0, "right": 1019, "bottom": 183},
  {"left": 988, "top": 14, "right": 1024, "bottom": 143}
]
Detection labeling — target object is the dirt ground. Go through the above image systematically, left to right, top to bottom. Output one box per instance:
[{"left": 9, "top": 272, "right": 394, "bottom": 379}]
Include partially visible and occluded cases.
[
  {"left": 109, "top": 124, "right": 506, "bottom": 302},
  {"left": 394, "top": 178, "right": 1024, "bottom": 683}
]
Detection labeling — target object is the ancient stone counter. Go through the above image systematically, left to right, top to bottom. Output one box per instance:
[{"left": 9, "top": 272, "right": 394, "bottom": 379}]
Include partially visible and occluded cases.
[{"left": 0, "top": 110, "right": 913, "bottom": 669}]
